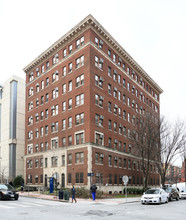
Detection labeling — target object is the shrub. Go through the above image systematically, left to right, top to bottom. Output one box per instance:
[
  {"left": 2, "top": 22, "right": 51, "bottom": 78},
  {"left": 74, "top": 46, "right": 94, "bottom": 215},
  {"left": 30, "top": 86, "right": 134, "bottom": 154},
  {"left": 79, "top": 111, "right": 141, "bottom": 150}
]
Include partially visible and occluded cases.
[{"left": 13, "top": 175, "right": 24, "bottom": 187}]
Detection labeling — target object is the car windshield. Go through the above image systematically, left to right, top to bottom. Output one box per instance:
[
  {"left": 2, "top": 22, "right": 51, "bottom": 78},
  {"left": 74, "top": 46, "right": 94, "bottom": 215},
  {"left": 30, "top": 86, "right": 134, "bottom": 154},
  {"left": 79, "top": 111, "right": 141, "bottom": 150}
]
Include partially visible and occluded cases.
[
  {"left": 0, "top": 184, "right": 13, "bottom": 190},
  {"left": 163, "top": 188, "right": 172, "bottom": 193},
  {"left": 145, "top": 189, "right": 160, "bottom": 194}
]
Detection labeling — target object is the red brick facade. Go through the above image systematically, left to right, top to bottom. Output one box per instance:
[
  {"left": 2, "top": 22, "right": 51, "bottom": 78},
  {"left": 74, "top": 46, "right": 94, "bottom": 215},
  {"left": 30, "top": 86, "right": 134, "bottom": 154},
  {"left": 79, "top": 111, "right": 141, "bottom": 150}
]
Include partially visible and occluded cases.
[{"left": 24, "top": 15, "right": 162, "bottom": 193}]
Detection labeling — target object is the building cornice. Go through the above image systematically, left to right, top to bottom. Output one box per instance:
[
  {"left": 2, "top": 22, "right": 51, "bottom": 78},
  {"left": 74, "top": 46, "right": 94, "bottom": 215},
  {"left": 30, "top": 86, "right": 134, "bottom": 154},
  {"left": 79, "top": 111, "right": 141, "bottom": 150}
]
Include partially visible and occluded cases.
[{"left": 23, "top": 14, "right": 163, "bottom": 94}]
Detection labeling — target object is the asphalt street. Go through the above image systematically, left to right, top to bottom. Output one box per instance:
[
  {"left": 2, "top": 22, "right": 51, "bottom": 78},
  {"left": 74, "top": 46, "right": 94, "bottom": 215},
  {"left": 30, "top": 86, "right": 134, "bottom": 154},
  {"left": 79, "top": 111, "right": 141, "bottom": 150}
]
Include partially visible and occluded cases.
[{"left": 0, "top": 197, "right": 186, "bottom": 220}]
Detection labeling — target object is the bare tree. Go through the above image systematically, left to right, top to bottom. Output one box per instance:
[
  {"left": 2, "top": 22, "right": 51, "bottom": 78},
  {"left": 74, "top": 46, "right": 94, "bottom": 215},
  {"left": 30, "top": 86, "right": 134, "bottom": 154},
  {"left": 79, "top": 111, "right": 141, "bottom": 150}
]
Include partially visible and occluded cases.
[
  {"left": 131, "top": 111, "right": 160, "bottom": 190},
  {"left": 157, "top": 120, "right": 186, "bottom": 187}
]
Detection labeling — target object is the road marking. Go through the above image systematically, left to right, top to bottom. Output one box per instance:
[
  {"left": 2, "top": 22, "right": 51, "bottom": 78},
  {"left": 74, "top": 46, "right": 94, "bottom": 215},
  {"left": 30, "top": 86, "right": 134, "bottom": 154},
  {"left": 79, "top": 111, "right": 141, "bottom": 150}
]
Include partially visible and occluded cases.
[
  {"left": 6, "top": 202, "right": 30, "bottom": 208},
  {"left": 22, "top": 202, "right": 43, "bottom": 206},
  {"left": 0, "top": 204, "right": 14, "bottom": 209}
]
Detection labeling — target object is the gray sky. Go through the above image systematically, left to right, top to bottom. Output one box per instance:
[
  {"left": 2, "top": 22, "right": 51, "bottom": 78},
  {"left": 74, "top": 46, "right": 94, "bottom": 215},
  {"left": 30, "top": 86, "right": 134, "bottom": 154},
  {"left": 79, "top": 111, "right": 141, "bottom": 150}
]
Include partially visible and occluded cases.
[{"left": 0, "top": 0, "right": 185, "bottom": 164}]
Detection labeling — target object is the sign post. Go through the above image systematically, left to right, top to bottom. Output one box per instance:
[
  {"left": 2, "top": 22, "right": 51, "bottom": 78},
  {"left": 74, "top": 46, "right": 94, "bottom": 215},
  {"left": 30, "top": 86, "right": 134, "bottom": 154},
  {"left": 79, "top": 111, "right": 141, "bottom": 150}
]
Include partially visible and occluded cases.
[
  {"left": 87, "top": 173, "right": 94, "bottom": 188},
  {"left": 122, "top": 175, "right": 129, "bottom": 203}
]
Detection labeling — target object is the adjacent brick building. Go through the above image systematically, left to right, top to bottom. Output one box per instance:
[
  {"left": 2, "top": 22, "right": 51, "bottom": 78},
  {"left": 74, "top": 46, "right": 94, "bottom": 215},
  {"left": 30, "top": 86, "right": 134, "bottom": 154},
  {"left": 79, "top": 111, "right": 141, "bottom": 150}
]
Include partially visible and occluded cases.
[{"left": 23, "top": 15, "right": 163, "bottom": 193}]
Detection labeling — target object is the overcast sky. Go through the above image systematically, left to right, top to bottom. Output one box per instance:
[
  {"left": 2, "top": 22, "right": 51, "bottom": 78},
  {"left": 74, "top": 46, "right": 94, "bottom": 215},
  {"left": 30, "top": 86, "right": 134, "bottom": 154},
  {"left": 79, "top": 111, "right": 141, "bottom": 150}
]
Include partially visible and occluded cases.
[{"left": 0, "top": 0, "right": 185, "bottom": 164}]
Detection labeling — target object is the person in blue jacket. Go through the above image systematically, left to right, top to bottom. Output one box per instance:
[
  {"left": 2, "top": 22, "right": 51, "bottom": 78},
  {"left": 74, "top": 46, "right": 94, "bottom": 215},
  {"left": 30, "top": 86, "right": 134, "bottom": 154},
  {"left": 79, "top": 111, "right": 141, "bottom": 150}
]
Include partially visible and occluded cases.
[
  {"left": 90, "top": 184, "right": 97, "bottom": 201},
  {"left": 71, "top": 185, "right": 77, "bottom": 203}
]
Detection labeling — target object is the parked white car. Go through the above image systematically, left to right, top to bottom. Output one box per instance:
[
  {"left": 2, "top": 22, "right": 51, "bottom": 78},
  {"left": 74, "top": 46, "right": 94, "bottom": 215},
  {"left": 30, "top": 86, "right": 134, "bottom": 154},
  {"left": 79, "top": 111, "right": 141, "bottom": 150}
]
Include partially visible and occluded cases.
[
  {"left": 141, "top": 188, "right": 169, "bottom": 205},
  {"left": 179, "top": 189, "right": 186, "bottom": 199}
]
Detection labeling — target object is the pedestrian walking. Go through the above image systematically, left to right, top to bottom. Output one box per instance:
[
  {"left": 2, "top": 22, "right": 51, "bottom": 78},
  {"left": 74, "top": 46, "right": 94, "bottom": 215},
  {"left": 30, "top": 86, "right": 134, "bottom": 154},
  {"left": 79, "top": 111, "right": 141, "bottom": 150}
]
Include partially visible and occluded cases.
[
  {"left": 21, "top": 182, "right": 24, "bottom": 193},
  {"left": 90, "top": 184, "right": 97, "bottom": 201},
  {"left": 71, "top": 185, "right": 77, "bottom": 203}
]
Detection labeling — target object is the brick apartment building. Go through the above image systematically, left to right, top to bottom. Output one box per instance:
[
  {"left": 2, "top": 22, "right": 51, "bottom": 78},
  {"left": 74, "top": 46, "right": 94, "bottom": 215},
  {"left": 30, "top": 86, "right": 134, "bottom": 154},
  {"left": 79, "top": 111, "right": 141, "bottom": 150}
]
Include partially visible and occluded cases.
[{"left": 23, "top": 14, "right": 163, "bottom": 193}]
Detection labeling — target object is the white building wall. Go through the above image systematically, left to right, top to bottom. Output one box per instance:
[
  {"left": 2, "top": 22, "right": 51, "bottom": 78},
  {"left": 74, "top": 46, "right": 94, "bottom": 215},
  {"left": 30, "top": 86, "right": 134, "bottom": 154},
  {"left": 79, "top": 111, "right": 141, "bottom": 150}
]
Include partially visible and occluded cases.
[{"left": 0, "top": 75, "right": 25, "bottom": 181}]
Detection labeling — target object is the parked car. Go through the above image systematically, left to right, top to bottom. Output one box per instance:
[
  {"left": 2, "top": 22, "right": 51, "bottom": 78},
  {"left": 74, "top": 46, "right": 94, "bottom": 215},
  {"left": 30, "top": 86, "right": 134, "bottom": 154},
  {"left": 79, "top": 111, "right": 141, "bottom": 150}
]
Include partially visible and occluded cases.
[
  {"left": 0, "top": 184, "right": 19, "bottom": 200},
  {"left": 163, "top": 187, "right": 179, "bottom": 201},
  {"left": 141, "top": 188, "right": 169, "bottom": 205},
  {"left": 179, "top": 189, "right": 186, "bottom": 199}
]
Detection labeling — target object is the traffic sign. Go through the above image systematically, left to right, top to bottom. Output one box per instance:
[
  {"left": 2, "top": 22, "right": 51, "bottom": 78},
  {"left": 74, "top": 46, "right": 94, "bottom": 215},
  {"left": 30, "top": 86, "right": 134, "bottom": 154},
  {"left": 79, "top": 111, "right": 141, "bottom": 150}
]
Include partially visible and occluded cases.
[
  {"left": 87, "top": 173, "right": 94, "bottom": 177},
  {"left": 122, "top": 175, "right": 129, "bottom": 185}
]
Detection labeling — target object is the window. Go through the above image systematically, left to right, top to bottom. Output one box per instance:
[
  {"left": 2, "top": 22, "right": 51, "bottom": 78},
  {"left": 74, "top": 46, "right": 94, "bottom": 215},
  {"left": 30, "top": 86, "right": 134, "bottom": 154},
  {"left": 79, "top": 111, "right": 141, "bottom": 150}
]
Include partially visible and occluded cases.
[
  {"left": 76, "top": 36, "right": 84, "bottom": 48},
  {"left": 69, "top": 44, "right": 72, "bottom": 54},
  {"left": 63, "top": 48, "right": 66, "bottom": 57},
  {"left": 108, "top": 49, "right": 111, "bottom": 57},
  {"left": 113, "top": 54, "right": 116, "bottom": 62},
  {"left": 76, "top": 55, "right": 84, "bottom": 68},
  {"left": 95, "top": 56, "right": 103, "bottom": 69},
  {"left": 46, "top": 61, "right": 49, "bottom": 70},
  {"left": 68, "top": 62, "right": 72, "bottom": 73},
  {"left": 41, "top": 65, "right": 45, "bottom": 73},
  {"left": 62, "top": 66, "right": 66, "bottom": 77},
  {"left": 108, "top": 66, "right": 111, "bottom": 77},
  {"left": 127, "top": 67, "right": 130, "bottom": 74},
  {"left": 113, "top": 70, "right": 117, "bottom": 81},
  {"left": 52, "top": 71, "right": 59, "bottom": 82},
  {"left": 76, "top": 74, "right": 84, "bottom": 87},
  {"left": 118, "top": 75, "right": 121, "bottom": 84},
  {"left": 46, "top": 77, "right": 49, "bottom": 87},
  {"left": 41, "top": 81, "right": 44, "bottom": 90},
  {"left": 68, "top": 81, "right": 72, "bottom": 92},
  {"left": 127, "top": 82, "right": 130, "bottom": 91},
  {"left": 36, "top": 84, "right": 39, "bottom": 93},
  {"left": 62, "top": 84, "right": 66, "bottom": 94},
  {"left": 108, "top": 84, "right": 111, "bottom": 94},
  {"left": 28, "top": 87, "right": 33, "bottom": 96},
  {"left": 52, "top": 87, "right": 58, "bottom": 99},
  {"left": 118, "top": 91, "right": 121, "bottom": 101},
  {"left": 45, "top": 93, "right": 49, "bottom": 102},
  {"left": 76, "top": 94, "right": 84, "bottom": 106},
  {"left": 95, "top": 94, "right": 103, "bottom": 107},
  {"left": 41, "top": 96, "right": 44, "bottom": 105},
  {"left": 128, "top": 97, "right": 130, "bottom": 107},
  {"left": 68, "top": 98, "right": 72, "bottom": 109},
  {"left": 62, "top": 101, "right": 66, "bottom": 112},
  {"left": 108, "top": 102, "right": 112, "bottom": 112},
  {"left": 45, "top": 109, "right": 48, "bottom": 119},
  {"left": 123, "top": 110, "right": 126, "bottom": 120},
  {"left": 75, "top": 113, "right": 84, "bottom": 125},
  {"left": 95, "top": 114, "right": 103, "bottom": 127},
  {"left": 28, "top": 116, "right": 33, "bottom": 125},
  {"left": 68, "top": 117, "right": 72, "bottom": 128},
  {"left": 62, "top": 119, "right": 66, "bottom": 130},
  {"left": 108, "top": 120, "right": 112, "bottom": 130},
  {"left": 114, "top": 122, "right": 117, "bottom": 132},
  {"left": 45, "top": 125, "right": 48, "bottom": 135},
  {"left": 40, "top": 127, "right": 44, "bottom": 136},
  {"left": 35, "top": 129, "right": 39, "bottom": 138},
  {"left": 75, "top": 132, "right": 84, "bottom": 145},
  {"left": 95, "top": 132, "right": 104, "bottom": 146},
  {"left": 68, "top": 135, "right": 72, "bottom": 146},
  {"left": 105, "top": 136, "right": 110, "bottom": 149},
  {"left": 62, "top": 137, "right": 66, "bottom": 147},
  {"left": 51, "top": 138, "right": 58, "bottom": 149},
  {"left": 45, "top": 142, "right": 48, "bottom": 151},
  {"left": 123, "top": 143, "right": 126, "bottom": 152},
  {"left": 27, "top": 145, "right": 33, "bottom": 154},
  {"left": 75, "top": 152, "right": 84, "bottom": 163},
  {"left": 68, "top": 154, "right": 72, "bottom": 164},
  {"left": 62, "top": 155, "right": 65, "bottom": 166},
  {"left": 108, "top": 155, "right": 112, "bottom": 166},
  {"left": 51, "top": 156, "right": 58, "bottom": 167},
  {"left": 114, "top": 157, "right": 118, "bottom": 167},
  {"left": 119, "top": 158, "right": 122, "bottom": 167},
  {"left": 35, "top": 159, "right": 39, "bottom": 168},
  {"left": 123, "top": 159, "right": 126, "bottom": 168},
  {"left": 128, "top": 159, "right": 131, "bottom": 169},
  {"left": 75, "top": 172, "right": 84, "bottom": 183},
  {"left": 68, "top": 173, "right": 72, "bottom": 183},
  {"left": 109, "top": 174, "right": 112, "bottom": 184}
]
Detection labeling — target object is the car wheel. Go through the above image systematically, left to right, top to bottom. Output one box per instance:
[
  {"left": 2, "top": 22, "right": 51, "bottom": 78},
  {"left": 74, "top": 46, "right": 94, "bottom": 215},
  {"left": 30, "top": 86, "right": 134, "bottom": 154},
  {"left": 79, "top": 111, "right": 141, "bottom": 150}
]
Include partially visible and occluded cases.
[
  {"left": 0, "top": 193, "right": 3, "bottom": 200},
  {"left": 15, "top": 195, "right": 19, "bottom": 200},
  {"left": 169, "top": 196, "right": 173, "bottom": 201},
  {"left": 176, "top": 196, "right": 179, "bottom": 201},
  {"left": 158, "top": 198, "right": 161, "bottom": 205},
  {"left": 141, "top": 202, "right": 145, "bottom": 205}
]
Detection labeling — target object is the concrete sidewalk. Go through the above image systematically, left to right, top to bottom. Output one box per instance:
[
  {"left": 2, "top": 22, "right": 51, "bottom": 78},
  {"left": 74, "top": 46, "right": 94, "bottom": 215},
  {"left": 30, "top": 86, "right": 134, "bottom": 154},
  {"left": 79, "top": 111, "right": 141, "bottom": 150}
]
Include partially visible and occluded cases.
[{"left": 19, "top": 191, "right": 140, "bottom": 205}]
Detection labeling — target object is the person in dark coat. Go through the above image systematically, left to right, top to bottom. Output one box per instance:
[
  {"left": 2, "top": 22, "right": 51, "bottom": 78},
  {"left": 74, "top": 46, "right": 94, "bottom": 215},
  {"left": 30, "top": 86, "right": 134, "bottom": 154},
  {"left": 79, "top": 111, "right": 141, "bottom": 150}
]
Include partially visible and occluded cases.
[
  {"left": 90, "top": 184, "right": 97, "bottom": 201},
  {"left": 71, "top": 185, "right": 77, "bottom": 203}
]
